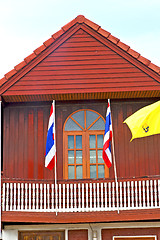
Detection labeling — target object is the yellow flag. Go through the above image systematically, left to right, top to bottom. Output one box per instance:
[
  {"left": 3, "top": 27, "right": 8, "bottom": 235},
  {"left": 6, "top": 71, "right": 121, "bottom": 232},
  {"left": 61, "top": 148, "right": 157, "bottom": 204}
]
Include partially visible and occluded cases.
[{"left": 124, "top": 100, "right": 160, "bottom": 141}]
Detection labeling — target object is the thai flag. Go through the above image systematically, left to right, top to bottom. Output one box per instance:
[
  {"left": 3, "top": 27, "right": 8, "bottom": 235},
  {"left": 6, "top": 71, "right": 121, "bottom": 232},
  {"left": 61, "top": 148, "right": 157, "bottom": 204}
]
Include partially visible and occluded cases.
[
  {"left": 103, "top": 99, "right": 112, "bottom": 168},
  {"left": 45, "top": 101, "right": 56, "bottom": 170}
]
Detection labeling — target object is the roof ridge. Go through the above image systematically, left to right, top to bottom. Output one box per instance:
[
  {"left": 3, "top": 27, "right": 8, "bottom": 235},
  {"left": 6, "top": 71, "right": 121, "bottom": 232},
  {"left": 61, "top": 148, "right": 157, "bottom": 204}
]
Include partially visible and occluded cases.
[{"left": 1, "top": 15, "right": 160, "bottom": 86}]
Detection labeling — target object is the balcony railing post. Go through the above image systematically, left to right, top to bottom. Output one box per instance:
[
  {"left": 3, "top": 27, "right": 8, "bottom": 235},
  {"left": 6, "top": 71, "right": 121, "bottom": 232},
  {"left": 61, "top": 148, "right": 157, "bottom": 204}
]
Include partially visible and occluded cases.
[
  {"left": 143, "top": 180, "right": 146, "bottom": 208},
  {"left": 147, "top": 180, "right": 149, "bottom": 207},
  {"left": 150, "top": 180, "right": 153, "bottom": 207},
  {"left": 154, "top": 180, "right": 157, "bottom": 207},
  {"left": 158, "top": 180, "right": 160, "bottom": 207},
  {"left": 135, "top": 181, "right": 138, "bottom": 208},
  {"left": 139, "top": 181, "right": 142, "bottom": 208},
  {"left": 101, "top": 182, "right": 103, "bottom": 210},
  {"left": 104, "top": 182, "right": 107, "bottom": 209},
  {"left": 109, "top": 182, "right": 111, "bottom": 209},
  {"left": 112, "top": 182, "right": 115, "bottom": 209},
  {"left": 120, "top": 182, "right": 122, "bottom": 209},
  {"left": 122, "top": 182, "right": 125, "bottom": 210},
  {"left": 2, "top": 183, "right": 5, "bottom": 211},
  {"left": 6, "top": 183, "right": 9, "bottom": 211},
  {"left": 10, "top": 183, "right": 13, "bottom": 211},
  {"left": 14, "top": 183, "right": 17, "bottom": 211},
  {"left": 18, "top": 183, "right": 20, "bottom": 211},
  {"left": 21, "top": 183, "right": 24, "bottom": 210},
  {"left": 33, "top": 183, "right": 35, "bottom": 210},
  {"left": 36, "top": 183, "right": 39, "bottom": 210},
  {"left": 74, "top": 183, "right": 77, "bottom": 211},
  {"left": 78, "top": 183, "right": 81, "bottom": 210},
  {"left": 82, "top": 183, "right": 84, "bottom": 212},
  {"left": 86, "top": 183, "right": 88, "bottom": 211},
  {"left": 90, "top": 183, "right": 92, "bottom": 211},
  {"left": 93, "top": 183, "right": 96, "bottom": 210},
  {"left": 97, "top": 183, "right": 100, "bottom": 210},
  {"left": 47, "top": 184, "right": 50, "bottom": 211},
  {"left": 52, "top": 184, "right": 54, "bottom": 210},
  {"left": 59, "top": 184, "right": 61, "bottom": 212},
  {"left": 63, "top": 184, "right": 65, "bottom": 211},
  {"left": 67, "top": 184, "right": 69, "bottom": 211},
  {"left": 70, "top": 184, "right": 73, "bottom": 211}
]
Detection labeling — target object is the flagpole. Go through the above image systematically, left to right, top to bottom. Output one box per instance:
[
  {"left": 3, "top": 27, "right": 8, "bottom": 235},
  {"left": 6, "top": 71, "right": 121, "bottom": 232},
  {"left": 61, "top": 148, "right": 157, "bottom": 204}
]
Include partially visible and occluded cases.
[
  {"left": 109, "top": 99, "right": 119, "bottom": 214},
  {"left": 53, "top": 100, "right": 58, "bottom": 216}
]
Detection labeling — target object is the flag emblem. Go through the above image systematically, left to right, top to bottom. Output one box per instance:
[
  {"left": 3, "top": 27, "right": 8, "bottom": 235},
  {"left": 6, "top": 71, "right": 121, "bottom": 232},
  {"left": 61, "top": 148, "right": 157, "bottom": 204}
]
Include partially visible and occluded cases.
[
  {"left": 103, "top": 99, "right": 112, "bottom": 168},
  {"left": 45, "top": 101, "right": 56, "bottom": 170},
  {"left": 142, "top": 123, "right": 149, "bottom": 133}
]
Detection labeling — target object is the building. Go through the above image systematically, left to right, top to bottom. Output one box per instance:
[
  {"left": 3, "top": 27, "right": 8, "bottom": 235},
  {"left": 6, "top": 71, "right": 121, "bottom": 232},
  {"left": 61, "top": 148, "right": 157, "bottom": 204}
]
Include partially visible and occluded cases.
[{"left": 1, "top": 15, "right": 160, "bottom": 240}]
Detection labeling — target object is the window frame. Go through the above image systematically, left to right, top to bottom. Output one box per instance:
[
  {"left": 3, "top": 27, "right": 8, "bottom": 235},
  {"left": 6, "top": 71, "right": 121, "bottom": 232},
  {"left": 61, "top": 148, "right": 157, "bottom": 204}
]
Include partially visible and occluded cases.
[
  {"left": 63, "top": 109, "right": 109, "bottom": 180},
  {"left": 113, "top": 236, "right": 157, "bottom": 240}
]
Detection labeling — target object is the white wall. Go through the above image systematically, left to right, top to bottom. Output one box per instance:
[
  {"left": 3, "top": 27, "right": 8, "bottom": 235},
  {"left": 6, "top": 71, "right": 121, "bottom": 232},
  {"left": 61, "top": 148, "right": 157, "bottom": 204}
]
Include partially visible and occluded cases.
[{"left": 2, "top": 230, "right": 18, "bottom": 240}]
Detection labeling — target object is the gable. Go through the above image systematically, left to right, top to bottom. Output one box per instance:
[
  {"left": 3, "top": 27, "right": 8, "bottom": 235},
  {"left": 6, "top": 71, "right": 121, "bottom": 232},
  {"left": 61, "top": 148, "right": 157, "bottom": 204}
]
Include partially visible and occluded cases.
[{"left": 1, "top": 15, "right": 160, "bottom": 102}]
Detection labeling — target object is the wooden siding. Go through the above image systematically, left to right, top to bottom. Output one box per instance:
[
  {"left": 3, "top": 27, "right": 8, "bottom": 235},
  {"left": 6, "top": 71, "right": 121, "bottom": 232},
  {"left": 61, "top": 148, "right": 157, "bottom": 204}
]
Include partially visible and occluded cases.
[
  {"left": 4, "top": 29, "right": 160, "bottom": 98},
  {"left": 3, "top": 100, "right": 160, "bottom": 180},
  {"left": 3, "top": 103, "right": 53, "bottom": 179},
  {"left": 102, "top": 228, "right": 160, "bottom": 240},
  {"left": 68, "top": 230, "right": 88, "bottom": 240}
]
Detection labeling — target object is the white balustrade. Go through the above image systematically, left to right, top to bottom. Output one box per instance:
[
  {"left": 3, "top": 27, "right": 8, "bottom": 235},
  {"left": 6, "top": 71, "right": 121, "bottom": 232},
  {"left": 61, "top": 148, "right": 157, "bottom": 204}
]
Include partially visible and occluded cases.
[{"left": 2, "top": 178, "right": 160, "bottom": 212}]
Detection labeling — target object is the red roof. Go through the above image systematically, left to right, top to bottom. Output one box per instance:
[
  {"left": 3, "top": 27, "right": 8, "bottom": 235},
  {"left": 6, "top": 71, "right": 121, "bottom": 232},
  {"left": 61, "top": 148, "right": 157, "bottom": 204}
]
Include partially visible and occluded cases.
[{"left": 1, "top": 15, "right": 160, "bottom": 102}]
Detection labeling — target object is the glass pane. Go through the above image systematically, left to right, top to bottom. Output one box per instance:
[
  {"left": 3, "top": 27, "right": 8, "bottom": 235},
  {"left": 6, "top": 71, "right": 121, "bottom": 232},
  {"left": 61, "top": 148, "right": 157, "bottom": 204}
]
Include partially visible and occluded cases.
[
  {"left": 72, "top": 111, "right": 84, "bottom": 129},
  {"left": 86, "top": 111, "right": 99, "bottom": 129},
  {"left": 65, "top": 118, "right": 82, "bottom": 131},
  {"left": 89, "top": 118, "right": 105, "bottom": 130},
  {"left": 68, "top": 135, "right": 74, "bottom": 149},
  {"left": 76, "top": 135, "right": 82, "bottom": 149},
  {"left": 89, "top": 135, "right": 96, "bottom": 148},
  {"left": 97, "top": 135, "right": 103, "bottom": 148},
  {"left": 68, "top": 150, "right": 74, "bottom": 164},
  {"left": 76, "top": 150, "right": 82, "bottom": 164},
  {"left": 90, "top": 150, "right": 96, "bottom": 163},
  {"left": 98, "top": 150, "right": 103, "bottom": 163},
  {"left": 76, "top": 165, "right": 83, "bottom": 179},
  {"left": 90, "top": 165, "right": 96, "bottom": 178},
  {"left": 98, "top": 165, "right": 104, "bottom": 178},
  {"left": 68, "top": 166, "right": 75, "bottom": 179}
]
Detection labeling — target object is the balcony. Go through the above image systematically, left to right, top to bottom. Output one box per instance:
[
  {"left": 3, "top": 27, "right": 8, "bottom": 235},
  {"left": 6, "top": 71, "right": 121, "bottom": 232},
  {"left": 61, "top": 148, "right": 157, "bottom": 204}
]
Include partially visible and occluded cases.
[{"left": 2, "top": 176, "right": 160, "bottom": 212}]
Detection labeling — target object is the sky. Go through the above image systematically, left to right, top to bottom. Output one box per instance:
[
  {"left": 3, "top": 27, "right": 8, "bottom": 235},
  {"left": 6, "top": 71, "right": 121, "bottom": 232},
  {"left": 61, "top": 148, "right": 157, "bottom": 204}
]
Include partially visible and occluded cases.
[{"left": 0, "top": 0, "right": 160, "bottom": 79}]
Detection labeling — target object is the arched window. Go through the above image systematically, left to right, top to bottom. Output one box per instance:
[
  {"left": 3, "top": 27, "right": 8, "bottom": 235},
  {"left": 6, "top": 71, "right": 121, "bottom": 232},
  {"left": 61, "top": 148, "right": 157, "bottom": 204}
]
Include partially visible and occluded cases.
[{"left": 63, "top": 109, "right": 109, "bottom": 179}]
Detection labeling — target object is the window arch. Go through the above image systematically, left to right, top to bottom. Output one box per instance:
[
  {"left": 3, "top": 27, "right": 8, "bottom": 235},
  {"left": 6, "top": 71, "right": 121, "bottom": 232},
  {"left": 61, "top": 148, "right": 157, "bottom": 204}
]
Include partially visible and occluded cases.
[{"left": 63, "top": 109, "right": 109, "bottom": 179}]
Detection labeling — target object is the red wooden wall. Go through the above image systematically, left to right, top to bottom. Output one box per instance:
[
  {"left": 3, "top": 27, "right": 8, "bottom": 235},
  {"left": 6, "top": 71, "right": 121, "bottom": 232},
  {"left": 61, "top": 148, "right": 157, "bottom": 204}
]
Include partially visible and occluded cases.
[
  {"left": 5, "top": 28, "right": 159, "bottom": 97},
  {"left": 3, "top": 99, "right": 160, "bottom": 180},
  {"left": 3, "top": 103, "right": 52, "bottom": 180},
  {"left": 102, "top": 227, "right": 160, "bottom": 240},
  {"left": 68, "top": 230, "right": 88, "bottom": 240}
]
